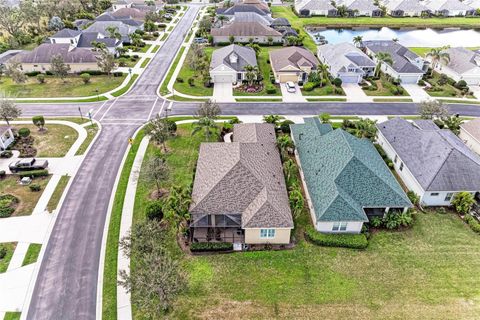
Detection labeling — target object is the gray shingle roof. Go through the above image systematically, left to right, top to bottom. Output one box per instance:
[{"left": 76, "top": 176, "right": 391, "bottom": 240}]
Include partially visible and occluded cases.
[
  {"left": 296, "top": 0, "right": 336, "bottom": 11},
  {"left": 338, "top": 0, "right": 380, "bottom": 11},
  {"left": 384, "top": 0, "right": 429, "bottom": 12},
  {"left": 424, "top": 0, "right": 472, "bottom": 11},
  {"left": 466, "top": 0, "right": 480, "bottom": 8},
  {"left": 217, "top": 4, "right": 269, "bottom": 16},
  {"left": 232, "top": 12, "right": 273, "bottom": 25},
  {"left": 270, "top": 17, "right": 291, "bottom": 27},
  {"left": 85, "top": 21, "right": 141, "bottom": 41},
  {"left": 211, "top": 21, "right": 281, "bottom": 37},
  {"left": 51, "top": 28, "right": 82, "bottom": 38},
  {"left": 77, "top": 32, "right": 122, "bottom": 48},
  {"left": 364, "top": 40, "right": 424, "bottom": 74},
  {"left": 318, "top": 42, "right": 375, "bottom": 75},
  {"left": 14, "top": 43, "right": 97, "bottom": 64},
  {"left": 210, "top": 44, "right": 258, "bottom": 72},
  {"left": 270, "top": 46, "right": 319, "bottom": 72},
  {"left": 443, "top": 47, "right": 480, "bottom": 74},
  {"left": 378, "top": 117, "right": 480, "bottom": 191},
  {"left": 291, "top": 118, "right": 411, "bottom": 222},
  {"left": 461, "top": 118, "right": 480, "bottom": 141},
  {"left": 190, "top": 123, "right": 293, "bottom": 229}
]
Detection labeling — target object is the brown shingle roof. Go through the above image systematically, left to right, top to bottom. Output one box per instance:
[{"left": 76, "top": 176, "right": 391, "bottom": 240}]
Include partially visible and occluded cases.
[
  {"left": 211, "top": 21, "right": 282, "bottom": 37},
  {"left": 15, "top": 43, "right": 97, "bottom": 64},
  {"left": 269, "top": 46, "right": 319, "bottom": 72},
  {"left": 190, "top": 123, "right": 293, "bottom": 229}
]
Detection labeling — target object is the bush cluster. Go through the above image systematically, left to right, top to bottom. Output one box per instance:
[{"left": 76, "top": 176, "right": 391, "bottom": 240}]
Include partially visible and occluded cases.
[
  {"left": 266, "top": 85, "right": 277, "bottom": 94},
  {"left": 18, "top": 127, "right": 31, "bottom": 137},
  {"left": 18, "top": 170, "right": 49, "bottom": 178},
  {"left": 29, "top": 184, "right": 41, "bottom": 192},
  {"left": 0, "top": 194, "right": 19, "bottom": 218},
  {"left": 370, "top": 211, "right": 414, "bottom": 230},
  {"left": 464, "top": 215, "right": 480, "bottom": 233},
  {"left": 305, "top": 225, "right": 368, "bottom": 249},
  {"left": 190, "top": 242, "right": 233, "bottom": 252}
]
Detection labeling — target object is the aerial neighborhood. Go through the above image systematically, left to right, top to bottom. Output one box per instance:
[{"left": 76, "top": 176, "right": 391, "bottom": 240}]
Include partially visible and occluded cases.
[{"left": 1, "top": 0, "right": 480, "bottom": 319}]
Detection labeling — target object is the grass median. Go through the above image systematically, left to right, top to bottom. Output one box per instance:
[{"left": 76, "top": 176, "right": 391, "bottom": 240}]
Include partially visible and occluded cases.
[{"left": 160, "top": 46, "right": 186, "bottom": 96}]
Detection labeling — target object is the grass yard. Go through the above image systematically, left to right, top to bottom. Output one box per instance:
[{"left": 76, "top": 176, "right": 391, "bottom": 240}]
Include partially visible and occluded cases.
[
  {"left": 125, "top": 44, "right": 151, "bottom": 53},
  {"left": 152, "top": 45, "right": 160, "bottom": 53},
  {"left": 160, "top": 47, "right": 185, "bottom": 95},
  {"left": 173, "top": 47, "right": 214, "bottom": 96},
  {"left": 115, "top": 56, "right": 138, "bottom": 68},
  {"left": 140, "top": 58, "right": 151, "bottom": 68},
  {"left": 426, "top": 72, "right": 474, "bottom": 98},
  {"left": 0, "top": 75, "right": 126, "bottom": 98},
  {"left": 362, "top": 75, "right": 409, "bottom": 96},
  {"left": 301, "top": 83, "right": 345, "bottom": 96},
  {"left": 171, "top": 95, "right": 209, "bottom": 102},
  {"left": 235, "top": 98, "right": 283, "bottom": 102},
  {"left": 307, "top": 98, "right": 347, "bottom": 101},
  {"left": 373, "top": 98, "right": 414, "bottom": 102},
  {"left": 440, "top": 99, "right": 480, "bottom": 105},
  {"left": 13, "top": 124, "right": 78, "bottom": 157},
  {"left": 76, "top": 124, "right": 99, "bottom": 155},
  {"left": 46, "top": 175, "right": 70, "bottom": 212},
  {"left": 0, "top": 176, "right": 50, "bottom": 216},
  {"left": 0, "top": 243, "right": 16, "bottom": 273},
  {"left": 21, "top": 243, "right": 42, "bottom": 266},
  {"left": 3, "top": 312, "right": 21, "bottom": 320}
]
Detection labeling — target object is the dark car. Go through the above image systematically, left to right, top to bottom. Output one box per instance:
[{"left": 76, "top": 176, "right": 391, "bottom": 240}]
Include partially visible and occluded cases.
[{"left": 9, "top": 158, "right": 49, "bottom": 173}]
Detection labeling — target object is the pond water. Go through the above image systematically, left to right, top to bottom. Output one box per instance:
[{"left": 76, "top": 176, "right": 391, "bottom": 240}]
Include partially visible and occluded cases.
[{"left": 307, "top": 27, "right": 480, "bottom": 47}]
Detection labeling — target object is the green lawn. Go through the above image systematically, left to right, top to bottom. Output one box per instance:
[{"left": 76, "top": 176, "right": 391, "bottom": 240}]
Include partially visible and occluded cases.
[
  {"left": 161, "top": 33, "right": 169, "bottom": 41},
  {"left": 125, "top": 44, "right": 151, "bottom": 53},
  {"left": 152, "top": 45, "right": 160, "bottom": 53},
  {"left": 233, "top": 46, "right": 282, "bottom": 97},
  {"left": 160, "top": 47, "right": 185, "bottom": 95},
  {"left": 173, "top": 47, "right": 214, "bottom": 97},
  {"left": 409, "top": 47, "right": 480, "bottom": 57},
  {"left": 115, "top": 56, "right": 138, "bottom": 68},
  {"left": 140, "top": 58, "right": 151, "bottom": 68},
  {"left": 426, "top": 72, "right": 474, "bottom": 98},
  {"left": 111, "top": 74, "right": 138, "bottom": 97},
  {"left": 0, "top": 75, "right": 126, "bottom": 98},
  {"left": 362, "top": 75, "right": 409, "bottom": 96},
  {"left": 301, "top": 84, "right": 345, "bottom": 96},
  {"left": 170, "top": 95, "right": 209, "bottom": 102},
  {"left": 15, "top": 96, "right": 108, "bottom": 103},
  {"left": 235, "top": 98, "right": 282, "bottom": 102},
  {"left": 307, "top": 98, "right": 347, "bottom": 101},
  {"left": 373, "top": 98, "right": 414, "bottom": 102},
  {"left": 440, "top": 99, "right": 480, "bottom": 105},
  {"left": 14, "top": 124, "right": 78, "bottom": 157},
  {"left": 76, "top": 124, "right": 99, "bottom": 155},
  {"left": 46, "top": 175, "right": 70, "bottom": 212},
  {"left": 0, "top": 176, "right": 50, "bottom": 216},
  {"left": 0, "top": 243, "right": 16, "bottom": 273},
  {"left": 21, "top": 243, "right": 42, "bottom": 266},
  {"left": 3, "top": 312, "right": 21, "bottom": 320}
]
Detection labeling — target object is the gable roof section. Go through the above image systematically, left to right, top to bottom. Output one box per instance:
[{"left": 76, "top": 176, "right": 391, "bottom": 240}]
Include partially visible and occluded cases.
[
  {"left": 296, "top": 0, "right": 336, "bottom": 12},
  {"left": 338, "top": 0, "right": 380, "bottom": 11},
  {"left": 384, "top": 0, "right": 429, "bottom": 12},
  {"left": 424, "top": 0, "right": 472, "bottom": 11},
  {"left": 217, "top": 4, "right": 269, "bottom": 16},
  {"left": 232, "top": 11, "right": 273, "bottom": 25},
  {"left": 211, "top": 21, "right": 281, "bottom": 37},
  {"left": 51, "top": 28, "right": 82, "bottom": 38},
  {"left": 77, "top": 32, "right": 122, "bottom": 48},
  {"left": 364, "top": 40, "right": 424, "bottom": 74},
  {"left": 318, "top": 42, "right": 375, "bottom": 75},
  {"left": 14, "top": 43, "right": 97, "bottom": 64},
  {"left": 210, "top": 44, "right": 257, "bottom": 72},
  {"left": 270, "top": 46, "right": 319, "bottom": 72},
  {"left": 443, "top": 47, "right": 480, "bottom": 75},
  {"left": 377, "top": 117, "right": 480, "bottom": 191},
  {"left": 291, "top": 118, "right": 411, "bottom": 222},
  {"left": 461, "top": 118, "right": 480, "bottom": 142},
  {"left": 190, "top": 123, "right": 293, "bottom": 229}
]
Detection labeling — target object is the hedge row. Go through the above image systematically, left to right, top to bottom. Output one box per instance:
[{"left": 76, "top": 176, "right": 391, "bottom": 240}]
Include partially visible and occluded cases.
[
  {"left": 25, "top": 70, "right": 124, "bottom": 77},
  {"left": 18, "top": 170, "right": 49, "bottom": 178},
  {"left": 464, "top": 215, "right": 480, "bottom": 233},
  {"left": 305, "top": 226, "right": 368, "bottom": 249},
  {"left": 190, "top": 242, "right": 233, "bottom": 252}
]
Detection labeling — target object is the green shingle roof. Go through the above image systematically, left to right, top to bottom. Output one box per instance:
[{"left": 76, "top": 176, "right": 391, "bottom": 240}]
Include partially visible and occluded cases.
[{"left": 291, "top": 118, "right": 411, "bottom": 223}]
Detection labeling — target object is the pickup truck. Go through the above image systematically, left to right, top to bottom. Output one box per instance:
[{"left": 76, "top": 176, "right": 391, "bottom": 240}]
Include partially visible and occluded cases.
[{"left": 9, "top": 158, "right": 49, "bottom": 173}]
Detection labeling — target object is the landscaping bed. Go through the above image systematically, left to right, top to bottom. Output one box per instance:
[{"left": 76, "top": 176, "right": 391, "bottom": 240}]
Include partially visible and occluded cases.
[
  {"left": 424, "top": 72, "right": 474, "bottom": 98},
  {"left": 361, "top": 75, "right": 409, "bottom": 96},
  {"left": 0, "top": 176, "right": 50, "bottom": 216},
  {"left": 0, "top": 242, "right": 16, "bottom": 273}
]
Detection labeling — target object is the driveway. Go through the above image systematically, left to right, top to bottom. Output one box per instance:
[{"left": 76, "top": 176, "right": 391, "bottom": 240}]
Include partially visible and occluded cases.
[
  {"left": 213, "top": 82, "right": 234, "bottom": 102},
  {"left": 280, "top": 83, "right": 306, "bottom": 102},
  {"left": 342, "top": 83, "right": 372, "bottom": 102},
  {"left": 402, "top": 84, "right": 431, "bottom": 102}
]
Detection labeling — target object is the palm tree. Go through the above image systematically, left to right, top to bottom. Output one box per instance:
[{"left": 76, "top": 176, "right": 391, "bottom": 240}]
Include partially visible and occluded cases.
[
  {"left": 217, "top": 15, "right": 228, "bottom": 26},
  {"left": 106, "top": 25, "right": 121, "bottom": 40},
  {"left": 130, "top": 32, "right": 143, "bottom": 48},
  {"left": 353, "top": 35, "right": 363, "bottom": 48},
  {"left": 426, "top": 47, "right": 450, "bottom": 75},
  {"left": 374, "top": 52, "right": 393, "bottom": 77},
  {"left": 317, "top": 64, "right": 329, "bottom": 87},
  {"left": 244, "top": 65, "right": 258, "bottom": 86},
  {"left": 263, "top": 114, "right": 282, "bottom": 126},
  {"left": 192, "top": 117, "right": 218, "bottom": 141},
  {"left": 349, "top": 119, "right": 378, "bottom": 140},
  {"left": 277, "top": 135, "right": 294, "bottom": 160},
  {"left": 283, "top": 159, "right": 298, "bottom": 187},
  {"left": 288, "top": 185, "right": 304, "bottom": 218}
]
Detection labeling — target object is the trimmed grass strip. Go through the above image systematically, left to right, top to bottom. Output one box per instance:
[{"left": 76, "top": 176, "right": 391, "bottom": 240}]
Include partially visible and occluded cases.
[
  {"left": 160, "top": 46, "right": 186, "bottom": 96},
  {"left": 140, "top": 58, "right": 151, "bottom": 68},
  {"left": 111, "top": 74, "right": 139, "bottom": 97},
  {"left": 76, "top": 124, "right": 99, "bottom": 155},
  {"left": 46, "top": 175, "right": 70, "bottom": 212},
  {"left": 21, "top": 243, "right": 42, "bottom": 266}
]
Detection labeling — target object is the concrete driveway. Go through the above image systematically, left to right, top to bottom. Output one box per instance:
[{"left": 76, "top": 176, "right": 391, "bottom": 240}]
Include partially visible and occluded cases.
[
  {"left": 213, "top": 82, "right": 234, "bottom": 102},
  {"left": 280, "top": 83, "right": 306, "bottom": 102},
  {"left": 342, "top": 83, "right": 372, "bottom": 102},
  {"left": 402, "top": 84, "right": 431, "bottom": 102}
]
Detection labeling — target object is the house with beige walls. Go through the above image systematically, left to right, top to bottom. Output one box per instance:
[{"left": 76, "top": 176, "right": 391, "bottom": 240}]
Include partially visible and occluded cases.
[
  {"left": 210, "top": 21, "right": 283, "bottom": 44},
  {"left": 269, "top": 46, "right": 319, "bottom": 83},
  {"left": 460, "top": 118, "right": 480, "bottom": 155},
  {"left": 189, "top": 123, "right": 293, "bottom": 248}
]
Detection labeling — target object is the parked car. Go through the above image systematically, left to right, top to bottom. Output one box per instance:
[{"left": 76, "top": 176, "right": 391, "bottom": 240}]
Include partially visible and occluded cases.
[
  {"left": 194, "top": 37, "right": 208, "bottom": 44},
  {"left": 286, "top": 81, "right": 296, "bottom": 93},
  {"left": 9, "top": 158, "right": 48, "bottom": 173}
]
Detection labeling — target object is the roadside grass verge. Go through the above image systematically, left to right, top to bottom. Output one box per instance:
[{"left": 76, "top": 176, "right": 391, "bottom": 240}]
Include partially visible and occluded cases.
[
  {"left": 161, "top": 33, "right": 169, "bottom": 41},
  {"left": 152, "top": 45, "right": 160, "bottom": 53},
  {"left": 160, "top": 46, "right": 186, "bottom": 96},
  {"left": 140, "top": 58, "right": 151, "bottom": 68},
  {"left": 111, "top": 74, "right": 139, "bottom": 97},
  {"left": 170, "top": 95, "right": 209, "bottom": 102},
  {"left": 15, "top": 96, "right": 108, "bottom": 103},
  {"left": 235, "top": 98, "right": 283, "bottom": 102},
  {"left": 307, "top": 98, "right": 347, "bottom": 102},
  {"left": 373, "top": 98, "right": 414, "bottom": 102},
  {"left": 439, "top": 99, "right": 480, "bottom": 105},
  {"left": 15, "top": 124, "right": 78, "bottom": 157},
  {"left": 76, "top": 124, "right": 99, "bottom": 155},
  {"left": 102, "top": 131, "right": 145, "bottom": 320},
  {"left": 46, "top": 175, "right": 70, "bottom": 212},
  {"left": 0, "top": 243, "right": 16, "bottom": 273},
  {"left": 21, "top": 243, "right": 42, "bottom": 266},
  {"left": 3, "top": 312, "right": 21, "bottom": 320}
]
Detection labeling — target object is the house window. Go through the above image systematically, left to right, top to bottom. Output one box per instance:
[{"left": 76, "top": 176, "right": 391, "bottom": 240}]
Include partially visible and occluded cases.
[
  {"left": 70, "top": 39, "right": 74, "bottom": 45},
  {"left": 237, "top": 73, "right": 242, "bottom": 80},
  {"left": 394, "top": 155, "right": 398, "bottom": 163},
  {"left": 399, "top": 162, "right": 404, "bottom": 171},
  {"left": 431, "top": 192, "right": 439, "bottom": 196},
  {"left": 445, "top": 192, "right": 454, "bottom": 201},
  {"left": 332, "top": 222, "right": 348, "bottom": 231},
  {"left": 260, "top": 229, "right": 275, "bottom": 238}
]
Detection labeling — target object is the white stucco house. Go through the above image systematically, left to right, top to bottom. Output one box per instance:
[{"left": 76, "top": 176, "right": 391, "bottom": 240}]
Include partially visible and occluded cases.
[
  {"left": 294, "top": 0, "right": 338, "bottom": 16},
  {"left": 382, "top": 0, "right": 430, "bottom": 17},
  {"left": 422, "top": 0, "right": 474, "bottom": 16},
  {"left": 364, "top": 40, "right": 427, "bottom": 84},
  {"left": 317, "top": 42, "right": 376, "bottom": 83},
  {"left": 209, "top": 44, "right": 258, "bottom": 84},
  {"left": 432, "top": 47, "right": 480, "bottom": 86},
  {"left": 377, "top": 118, "right": 480, "bottom": 206},
  {"left": 460, "top": 118, "right": 480, "bottom": 155},
  {"left": 0, "top": 127, "right": 14, "bottom": 151}
]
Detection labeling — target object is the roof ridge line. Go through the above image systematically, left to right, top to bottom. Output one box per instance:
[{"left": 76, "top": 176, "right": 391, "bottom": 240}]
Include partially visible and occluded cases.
[{"left": 425, "top": 147, "right": 454, "bottom": 190}]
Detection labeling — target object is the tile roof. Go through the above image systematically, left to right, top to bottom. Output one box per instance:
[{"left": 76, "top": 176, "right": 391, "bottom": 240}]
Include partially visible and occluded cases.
[
  {"left": 211, "top": 21, "right": 281, "bottom": 37},
  {"left": 364, "top": 40, "right": 425, "bottom": 74},
  {"left": 318, "top": 42, "right": 375, "bottom": 75},
  {"left": 14, "top": 43, "right": 97, "bottom": 64},
  {"left": 210, "top": 44, "right": 258, "bottom": 72},
  {"left": 269, "top": 46, "right": 319, "bottom": 72},
  {"left": 378, "top": 117, "right": 480, "bottom": 191},
  {"left": 291, "top": 118, "right": 411, "bottom": 222},
  {"left": 461, "top": 118, "right": 480, "bottom": 142},
  {"left": 190, "top": 123, "right": 293, "bottom": 229}
]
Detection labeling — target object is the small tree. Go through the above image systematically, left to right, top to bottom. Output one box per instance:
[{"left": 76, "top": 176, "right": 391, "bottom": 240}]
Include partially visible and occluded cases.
[
  {"left": 48, "top": 16, "right": 64, "bottom": 31},
  {"left": 106, "top": 25, "right": 122, "bottom": 40},
  {"left": 229, "top": 35, "right": 234, "bottom": 44},
  {"left": 97, "top": 49, "right": 116, "bottom": 76},
  {"left": 50, "top": 54, "right": 70, "bottom": 82},
  {"left": 6, "top": 60, "right": 26, "bottom": 84},
  {"left": 80, "top": 73, "right": 91, "bottom": 84},
  {"left": 36, "top": 74, "right": 45, "bottom": 84},
  {"left": 0, "top": 93, "right": 21, "bottom": 126},
  {"left": 195, "top": 100, "right": 221, "bottom": 119},
  {"left": 419, "top": 100, "right": 450, "bottom": 120},
  {"left": 319, "top": 113, "right": 331, "bottom": 124},
  {"left": 263, "top": 114, "right": 282, "bottom": 127},
  {"left": 32, "top": 115, "right": 45, "bottom": 131},
  {"left": 442, "top": 115, "right": 463, "bottom": 135},
  {"left": 144, "top": 116, "right": 171, "bottom": 153},
  {"left": 192, "top": 117, "right": 218, "bottom": 141},
  {"left": 276, "top": 135, "right": 294, "bottom": 160},
  {"left": 141, "top": 155, "right": 169, "bottom": 198},
  {"left": 283, "top": 159, "right": 298, "bottom": 188},
  {"left": 289, "top": 184, "right": 304, "bottom": 218},
  {"left": 451, "top": 192, "right": 475, "bottom": 215},
  {"left": 145, "top": 200, "right": 164, "bottom": 220}
]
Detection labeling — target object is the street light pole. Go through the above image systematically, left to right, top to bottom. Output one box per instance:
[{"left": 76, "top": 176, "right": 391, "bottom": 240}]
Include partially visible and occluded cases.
[{"left": 78, "top": 107, "right": 83, "bottom": 120}]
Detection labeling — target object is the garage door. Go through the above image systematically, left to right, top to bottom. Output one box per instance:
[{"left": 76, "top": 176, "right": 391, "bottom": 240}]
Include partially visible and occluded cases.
[
  {"left": 279, "top": 74, "right": 298, "bottom": 83},
  {"left": 213, "top": 75, "right": 233, "bottom": 83},
  {"left": 340, "top": 75, "right": 360, "bottom": 83},
  {"left": 399, "top": 75, "right": 420, "bottom": 84}
]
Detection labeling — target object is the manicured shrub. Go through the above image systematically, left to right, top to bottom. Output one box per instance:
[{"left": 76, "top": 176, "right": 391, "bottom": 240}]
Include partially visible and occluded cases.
[
  {"left": 25, "top": 71, "right": 41, "bottom": 77},
  {"left": 113, "top": 72, "right": 123, "bottom": 77},
  {"left": 80, "top": 73, "right": 91, "bottom": 84},
  {"left": 36, "top": 74, "right": 46, "bottom": 84},
  {"left": 176, "top": 77, "right": 184, "bottom": 83},
  {"left": 188, "top": 77, "right": 195, "bottom": 86},
  {"left": 332, "top": 77, "right": 342, "bottom": 87},
  {"left": 418, "top": 79, "right": 425, "bottom": 86},
  {"left": 455, "top": 80, "right": 467, "bottom": 89},
  {"left": 303, "top": 82, "right": 315, "bottom": 91},
  {"left": 266, "top": 85, "right": 276, "bottom": 94},
  {"left": 166, "top": 119, "right": 177, "bottom": 134},
  {"left": 280, "top": 120, "right": 295, "bottom": 134},
  {"left": 18, "top": 127, "right": 30, "bottom": 137},
  {"left": 0, "top": 151, "right": 12, "bottom": 158},
  {"left": 0, "top": 170, "right": 5, "bottom": 179},
  {"left": 18, "top": 170, "right": 49, "bottom": 178},
  {"left": 29, "top": 184, "right": 41, "bottom": 192},
  {"left": 407, "top": 191, "right": 420, "bottom": 206},
  {"left": 452, "top": 192, "right": 475, "bottom": 215},
  {"left": 0, "top": 194, "right": 19, "bottom": 218},
  {"left": 145, "top": 200, "right": 164, "bottom": 220},
  {"left": 437, "top": 207, "right": 447, "bottom": 214},
  {"left": 384, "top": 211, "right": 413, "bottom": 229},
  {"left": 464, "top": 214, "right": 480, "bottom": 233},
  {"left": 370, "top": 217, "right": 382, "bottom": 228},
  {"left": 305, "top": 225, "right": 368, "bottom": 249},
  {"left": 190, "top": 242, "right": 233, "bottom": 252},
  {"left": 0, "top": 246, "right": 6, "bottom": 259}
]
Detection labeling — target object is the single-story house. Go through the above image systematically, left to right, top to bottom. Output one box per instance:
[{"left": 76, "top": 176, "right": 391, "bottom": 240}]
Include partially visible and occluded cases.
[
  {"left": 111, "top": 0, "right": 134, "bottom": 12},
  {"left": 241, "top": 0, "right": 270, "bottom": 12},
  {"left": 295, "top": 0, "right": 338, "bottom": 16},
  {"left": 337, "top": 0, "right": 383, "bottom": 16},
  {"left": 383, "top": 0, "right": 430, "bottom": 17},
  {"left": 423, "top": 0, "right": 473, "bottom": 16},
  {"left": 465, "top": 0, "right": 480, "bottom": 10},
  {"left": 217, "top": 4, "right": 270, "bottom": 18},
  {"left": 111, "top": 7, "right": 151, "bottom": 21},
  {"left": 95, "top": 12, "right": 144, "bottom": 27},
  {"left": 229, "top": 12, "right": 273, "bottom": 26},
  {"left": 269, "top": 18, "right": 299, "bottom": 38},
  {"left": 85, "top": 20, "right": 143, "bottom": 43},
  {"left": 210, "top": 21, "right": 283, "bottom": 44},
  {"left": 49, "top": 29, "right": 83, "bottom": 46},
  {"left": 50, "top": 29, "right": 123, "bottom": 55},
  {"left": 364, "top": 40, "right": 427, "bottom": 83},
  {"left": 317, "top": 42, "right": 376, "bottom": 83},
  {"left": 9, "top": 43, "right": 100, "bottom": 73},
  {"left": 209, "top": 44, "right": 258, "bottom": 84},
  {"left": 269, "top": 46, "right": 319, "bottom": 83},
  {"left": 431, "top": 47, "right": 480, "bottom": 86},
  {"left": 0, "top": 50, "right": 24, "bottom": 68},
  {"left": 377, "top": 117, "right": 480, "bottom": 206},
  {"left": 291, "top": 118, "right": 411, "bottom": 234},
  {"left": 460, "top": 118, "right": 480, "bottom": 155},
  {"left": 189, "top": 123, "right": 294, "bottom": 246},
  {"left": 0, "top": 127, "right": 15, "bottom": 151}
]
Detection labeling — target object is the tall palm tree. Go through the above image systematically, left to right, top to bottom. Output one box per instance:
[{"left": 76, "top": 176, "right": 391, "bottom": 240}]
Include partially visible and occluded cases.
[
  {"left": 217, "top": 15, "right": 228, "bottom": 26},
  {"left": 353, "top": 35, "right": 363, "bottom": 47},
  {"left": 426, "top": 47, "right": 450, "bottom": 75},
  {"left": 374, "top": 52, "right": 393, "bottom": 77},
  {"left": 317, "top": 64, "right": 329, "bottom": 87},
  {"left": 244, "top": 65, "right": 259, "bottom": 86},
  {"left": 263, "top": 114, "right": 282, "bottom": 126},
  {"left": 192, "top": 117, "right": 218, "bottom": 141},
  {"left": 350, "top": 119, "right": 377, "bottom": 141},
  {"left": 277, "top": 135, "right": 294, "bottom": 160},
  {"left": 283, "top": 159, "right": 298, "bottom": 187}
]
